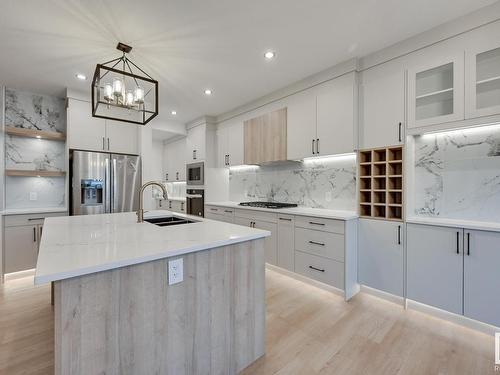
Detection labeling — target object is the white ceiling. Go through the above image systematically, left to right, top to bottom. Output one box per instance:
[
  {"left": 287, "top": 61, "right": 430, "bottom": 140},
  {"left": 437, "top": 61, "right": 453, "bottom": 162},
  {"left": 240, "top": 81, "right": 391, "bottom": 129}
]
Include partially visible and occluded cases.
[{"left": 0, "top": 0, "right": 496, "bottom": 125}]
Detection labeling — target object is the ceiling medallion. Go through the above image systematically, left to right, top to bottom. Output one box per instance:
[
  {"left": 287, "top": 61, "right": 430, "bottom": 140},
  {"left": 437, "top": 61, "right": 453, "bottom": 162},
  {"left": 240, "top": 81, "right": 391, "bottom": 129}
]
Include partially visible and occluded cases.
[{"left": 91, "top": 42, "right": 159, "bottom": 125}]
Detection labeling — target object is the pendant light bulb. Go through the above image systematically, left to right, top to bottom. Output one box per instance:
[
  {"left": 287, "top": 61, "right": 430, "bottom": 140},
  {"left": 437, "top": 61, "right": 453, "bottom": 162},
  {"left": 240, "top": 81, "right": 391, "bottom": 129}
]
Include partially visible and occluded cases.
[
  {"left": 112, "top": 77, "right": 124, "bottom": 98},
  {"left": 103, "top": 83, "right": 114, "bottom": 102},
  {"left": 134, "top": 86, "right": 145, "bottom": 104},
  {"left": 125, "top": 90, "right": 134, "bottom": 107}
]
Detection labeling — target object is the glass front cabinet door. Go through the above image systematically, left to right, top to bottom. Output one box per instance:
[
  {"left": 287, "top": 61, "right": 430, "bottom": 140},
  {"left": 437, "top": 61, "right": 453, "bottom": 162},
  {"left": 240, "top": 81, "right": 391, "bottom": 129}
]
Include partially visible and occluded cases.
[
  {"left": 466, "top": 43, "right": 500, "bottom": 119},
  {"left": 407, "top": 53, "right": 464, "bottom": 129}
]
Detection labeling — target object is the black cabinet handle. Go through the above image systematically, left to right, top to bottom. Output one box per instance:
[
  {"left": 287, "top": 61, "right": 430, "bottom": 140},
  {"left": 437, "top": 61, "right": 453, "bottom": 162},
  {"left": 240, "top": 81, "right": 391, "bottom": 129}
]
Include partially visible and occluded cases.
[
  {"left": 398, "top": 122, "right": 402, "bottom": 142},
  {"left": 102, "top": 137, "right": 105, "bottom": 150},
  {"left": 107, "top": 138, "right": 110, "bottom": 150},
  {"left": 316, "top": 138, "right": 320, "bottom": 154},
  {"left": 312, "top": 139, "right": 315, "bottom": 154},
  {"left": 193, "top": 150, "right": 197, "bottom": 160},
  {"left": 227, "top": 154, "right": 230, "bottom": 166},
  {"left": 165, "top": 173, "right": 169, "bottom": 181},
  {"left": 210, "top": 208, "right": 218, "bottom": 211},
  {"left": 224, "top": 210, "right": 233, "bottom": 213},
  {"left": 279, "top": 217, "right": 292, "bottom": 221},
  {"left": 28, "top": 218, "right": 45, "bottom": 221},
  {"left": 308, "top": 221, "right": 325, "bottom": 226},
  {"left": 397, "top": 225, "right": 401, "bottom": 245},
  {"left": 33, "top": 227, "right": 37, "bottom": 242},
  {"left": 456, "top": 232, "right": 460, "bottom": 254},
  {"left": 467, "top": 233, "right": 470, "bottom": 256},
  {"left": 309, "top": 240, "right": 325, "bottom": 246},
  {"left": 309, "top": 265, "right": 325, "bottom": 273}
]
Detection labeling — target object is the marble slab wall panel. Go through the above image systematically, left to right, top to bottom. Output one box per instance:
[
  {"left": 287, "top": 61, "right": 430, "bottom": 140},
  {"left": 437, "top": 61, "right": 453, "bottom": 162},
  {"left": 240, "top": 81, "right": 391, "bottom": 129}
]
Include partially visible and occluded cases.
[
  {"left": 5, "top": 88, "right": 66, "bottom": 132},
  {"left": 413, "top": 125, "right": 500, "bottom": 222},
  {"left": 6, "top": 135, "right": 65, "bottom": 171},
  {"left": 229, "top": 157, "right": 357, "bottom": 210},
  {"left": 5, "top": 176, "right": 65, "bottom": 210}
]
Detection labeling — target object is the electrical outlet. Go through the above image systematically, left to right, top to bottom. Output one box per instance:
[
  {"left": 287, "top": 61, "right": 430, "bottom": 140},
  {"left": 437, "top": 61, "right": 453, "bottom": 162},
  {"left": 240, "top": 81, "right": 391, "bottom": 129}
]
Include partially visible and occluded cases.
[
  {"left": 325, "top": 191, "right": 332, "bottom": 202},
  {"left": 29, "top": 192, "right": 38, "bottom": 201},
  {"left": 168, "top": 258, "right": 183, "bottom": 285}
]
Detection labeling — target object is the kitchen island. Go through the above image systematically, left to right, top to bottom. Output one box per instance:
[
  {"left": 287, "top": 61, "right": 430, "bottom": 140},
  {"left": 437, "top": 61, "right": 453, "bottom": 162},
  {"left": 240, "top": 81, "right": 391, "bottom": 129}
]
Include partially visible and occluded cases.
[{"left": 35, "top": 210, "right": 270, "bottom": 375}]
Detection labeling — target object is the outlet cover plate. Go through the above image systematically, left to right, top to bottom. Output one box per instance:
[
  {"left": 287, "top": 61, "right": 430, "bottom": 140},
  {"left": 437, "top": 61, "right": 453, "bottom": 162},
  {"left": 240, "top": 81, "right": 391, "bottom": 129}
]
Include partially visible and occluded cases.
[{"left": 168, "top": 258, "right": 183, "bottom": 285}]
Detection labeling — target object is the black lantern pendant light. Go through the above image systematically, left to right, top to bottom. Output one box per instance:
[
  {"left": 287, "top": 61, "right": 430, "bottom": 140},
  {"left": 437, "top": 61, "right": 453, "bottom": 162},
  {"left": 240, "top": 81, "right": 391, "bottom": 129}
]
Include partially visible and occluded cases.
[{"left": 91, "top": 43, "right": 159, "bottom": 125}]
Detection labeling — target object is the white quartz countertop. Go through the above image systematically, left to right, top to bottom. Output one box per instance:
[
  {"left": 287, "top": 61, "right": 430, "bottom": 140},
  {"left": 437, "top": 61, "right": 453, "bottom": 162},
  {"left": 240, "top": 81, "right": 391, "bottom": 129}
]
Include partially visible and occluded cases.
[
  {"left": 205, "top": 201, "right": 358, "bottom": 220},
  {"left": 2, "top": 207, "right": 68, "bottom": 215},
  {"left": 34, "top": 210, "right": 270, "bottom": 284},
  {"left": 406, "top": 216, "right": 500, "bottom": 233}
]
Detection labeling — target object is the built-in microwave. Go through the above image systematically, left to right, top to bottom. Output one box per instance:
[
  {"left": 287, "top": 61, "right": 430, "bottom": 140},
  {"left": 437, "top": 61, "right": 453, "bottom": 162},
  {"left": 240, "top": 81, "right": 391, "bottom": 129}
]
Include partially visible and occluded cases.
[{"left": 186, "top": 162, "right": 204, "bottom": 185}]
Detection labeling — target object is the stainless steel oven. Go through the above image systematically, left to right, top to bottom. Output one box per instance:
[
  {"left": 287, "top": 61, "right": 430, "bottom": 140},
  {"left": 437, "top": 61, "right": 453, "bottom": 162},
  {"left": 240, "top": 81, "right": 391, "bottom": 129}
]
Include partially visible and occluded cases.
[
  {"left": 186, "top": 162, "right": 204, "bottom": 186},
  {"left": 186, "top": 189, "right": 204, "bottom": 217}
]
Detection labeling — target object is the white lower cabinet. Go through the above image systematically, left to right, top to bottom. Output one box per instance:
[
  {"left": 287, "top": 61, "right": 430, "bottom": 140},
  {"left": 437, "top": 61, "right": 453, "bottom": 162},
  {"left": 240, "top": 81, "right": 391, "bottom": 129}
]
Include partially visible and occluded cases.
[
  {"left": 277, "top": 215, "right": 294, "bottom": 271},
  {"left": 358, "top": 219, "right": 404, "bottom": 297},
  {"left": 407, "top": 224, "right": 463, "bottom": 315},
  {"left": 463, "top": 230, "right": 500, "bottom": 327},
  {"left": 295, "top": 250, "right": 344, "bottom": 289}
]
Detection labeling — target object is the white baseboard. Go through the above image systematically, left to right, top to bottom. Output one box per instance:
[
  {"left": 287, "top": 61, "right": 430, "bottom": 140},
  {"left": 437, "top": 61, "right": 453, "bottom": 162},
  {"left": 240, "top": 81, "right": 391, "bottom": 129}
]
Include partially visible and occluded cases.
[
  {"left": 265, "top": 264, "right": 345, "bottom": 298},
  {"left": 360, "top": 285, "right": 405, "bottom": 306},
  {"left": 406, "top": 299, "right": 500, "bottom": 337}
]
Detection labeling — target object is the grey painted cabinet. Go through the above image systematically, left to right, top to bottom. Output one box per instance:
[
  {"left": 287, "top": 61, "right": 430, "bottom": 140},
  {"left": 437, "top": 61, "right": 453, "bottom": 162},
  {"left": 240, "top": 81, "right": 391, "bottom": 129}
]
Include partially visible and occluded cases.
[
  {"left": 277, "top": 215, "right": 294, "bottom": 271},
  {"left": 233, "top": 216, "right": 278, "bottom": 266},
  {"left": 358, "top": 219, "right": 404, "bottom": 297},
  {"left": 407, "top": 224, "right": 464, "bottom": 315},
  {"left": 4, "top": 225, "right": 39, "bottom": 273},
  {"left": 464, "top": 230, "right": 500, "bottom": 327}
]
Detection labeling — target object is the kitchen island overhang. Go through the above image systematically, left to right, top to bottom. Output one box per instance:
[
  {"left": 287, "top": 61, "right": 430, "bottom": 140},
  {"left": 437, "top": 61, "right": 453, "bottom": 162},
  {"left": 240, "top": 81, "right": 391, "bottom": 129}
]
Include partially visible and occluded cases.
[{"left": 36, "top": 211, "right": 270, "bottom": 375}]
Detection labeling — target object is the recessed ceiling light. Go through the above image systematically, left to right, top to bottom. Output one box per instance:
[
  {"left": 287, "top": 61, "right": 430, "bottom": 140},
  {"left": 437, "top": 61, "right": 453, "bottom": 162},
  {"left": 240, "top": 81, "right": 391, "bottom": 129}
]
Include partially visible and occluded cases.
[
  {"left": 264, "top": 51, "right": 276, "bottom": 60},
  {"left": 76, "top": 73, "right": 87, "bottom": 80},
  {"left": 204, "top": 89, "right": 212, "bottom": 95},
  {"left": 171, "top": 110, "right": 177, "bottom": 115}
]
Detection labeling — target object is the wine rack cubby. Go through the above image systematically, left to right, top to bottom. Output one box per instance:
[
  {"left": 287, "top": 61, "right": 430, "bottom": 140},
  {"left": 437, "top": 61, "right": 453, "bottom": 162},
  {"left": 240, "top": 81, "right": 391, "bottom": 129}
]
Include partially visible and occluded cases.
[{"left": 358, "top": 146, "right": 404, "bottom": 221}]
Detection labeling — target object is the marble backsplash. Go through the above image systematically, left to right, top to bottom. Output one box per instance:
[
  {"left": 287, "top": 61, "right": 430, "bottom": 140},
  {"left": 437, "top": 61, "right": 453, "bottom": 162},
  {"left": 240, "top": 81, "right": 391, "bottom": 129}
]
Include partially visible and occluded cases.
[
  {"left": 4, "top": 88, "right": 67, "bottom": 210},
  {"left": 5, "top": 88, "right": 65, "bottom": 133},
  {"left": 413, "top": 125, "right": 500, "bottom": 222},
  {"left": 229, "top": 156, "right": 357, "bottom": 211},
  {"left": 5, "top": 176, "right": 65, "bottom": 210}
]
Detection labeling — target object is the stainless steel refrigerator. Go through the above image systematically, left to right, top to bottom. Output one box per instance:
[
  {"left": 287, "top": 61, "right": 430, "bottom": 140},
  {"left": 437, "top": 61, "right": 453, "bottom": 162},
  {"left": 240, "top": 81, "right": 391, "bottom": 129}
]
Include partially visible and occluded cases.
[{"left": 70, "top": 150, "right": 141, "bottom": 215}]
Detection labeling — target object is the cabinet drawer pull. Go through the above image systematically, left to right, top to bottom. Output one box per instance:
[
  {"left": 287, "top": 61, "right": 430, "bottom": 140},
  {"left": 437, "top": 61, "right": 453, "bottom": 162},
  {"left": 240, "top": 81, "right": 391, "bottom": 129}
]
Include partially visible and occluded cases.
[
  {"left": 398, "top": 122, "right": 402, "bottom": 142},
  {"left": 102, "top": 137, "right": 105, "bottom": 150},
  {"left": 107, "top": 138, "right": 110, "bottom": 150},
  {"left": 316, "top": 138, "right": 320, "bottom": 154},
  {"left": 312, "top": 139, "right": 315, "bottom": 154},
  {"left": 210, "top": 208, "right": 218, "bottom": 211},
  {"left": 224, "top": 210, "right": 233, "bottom": 213},
  {"left": 28, "top": 217, "right": 45, "bottom": 221},
  {"left": 279, "top": 217, "right": 292, "bottom": 221},
  {"left": 308, "top": 221, "right": 325, "bottom": 226},
  {"left": 397, "top": 225, "right": 401, "bottom": 245},
  {"left": 33, "top": 227, "right": 37, "bottom": 242},
  {"left": 456, "top": 231, "right": 460, "bottom": 254},
  {"left": 467, "top": 232, "right": 470, "bottom": 256},
  {"left": 309, "top": 240, "right": 325, "bottom": 246},
  {"left": 308, "top": 265, "right": 325, "bottom": 273}
]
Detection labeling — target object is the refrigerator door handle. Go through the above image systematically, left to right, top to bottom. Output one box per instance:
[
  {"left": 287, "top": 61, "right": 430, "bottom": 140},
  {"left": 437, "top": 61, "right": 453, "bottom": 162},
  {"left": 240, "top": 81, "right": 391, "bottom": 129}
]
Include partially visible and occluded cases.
[
  {"left": 105, "top": 157, "right": 111, "bottom": 213},
  {"left": 111, "top": 158, "right": 118, "bottom": 213}
]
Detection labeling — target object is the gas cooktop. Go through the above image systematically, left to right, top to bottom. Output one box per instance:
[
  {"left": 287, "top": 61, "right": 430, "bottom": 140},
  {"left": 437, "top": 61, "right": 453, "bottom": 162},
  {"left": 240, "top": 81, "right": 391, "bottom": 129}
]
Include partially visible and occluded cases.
[{"left": 239, "top": 201, "right": 298, "bottom": 209}]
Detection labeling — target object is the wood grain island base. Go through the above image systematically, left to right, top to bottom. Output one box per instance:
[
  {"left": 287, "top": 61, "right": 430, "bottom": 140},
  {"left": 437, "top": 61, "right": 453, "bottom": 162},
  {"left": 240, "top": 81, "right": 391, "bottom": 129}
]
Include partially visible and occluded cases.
[{"left": 54, "top": 239, "right": 265, "bottom": 375}]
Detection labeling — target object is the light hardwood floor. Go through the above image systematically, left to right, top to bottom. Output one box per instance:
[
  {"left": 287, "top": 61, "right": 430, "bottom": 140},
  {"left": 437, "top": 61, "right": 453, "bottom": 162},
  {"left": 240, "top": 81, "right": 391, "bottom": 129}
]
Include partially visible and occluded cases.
[{"left": 0, "top": 270, "right": 497, "bottom": 375}]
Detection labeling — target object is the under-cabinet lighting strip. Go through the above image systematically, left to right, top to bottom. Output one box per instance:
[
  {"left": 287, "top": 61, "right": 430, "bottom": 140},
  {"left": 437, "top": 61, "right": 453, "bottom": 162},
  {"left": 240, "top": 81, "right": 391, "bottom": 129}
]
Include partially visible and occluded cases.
[
  {"left": 420, "top": 122, "right": 500, "bottom": 138},
  {"left": 301, "top": 152, "right": 357, "bottom": 163}
]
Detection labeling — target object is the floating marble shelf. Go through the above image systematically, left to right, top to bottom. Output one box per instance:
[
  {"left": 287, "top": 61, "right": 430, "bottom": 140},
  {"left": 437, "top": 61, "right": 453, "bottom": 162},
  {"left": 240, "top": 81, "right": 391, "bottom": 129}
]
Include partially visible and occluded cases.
[
  {"left": 5, "top": 126, "right": 66, "bottom": 141},
  {"left": 358, "top": 146, "right": 404, "bottom": 221},
  {"left": 6, "top": 169, "right": 66, "bottom": 177}
]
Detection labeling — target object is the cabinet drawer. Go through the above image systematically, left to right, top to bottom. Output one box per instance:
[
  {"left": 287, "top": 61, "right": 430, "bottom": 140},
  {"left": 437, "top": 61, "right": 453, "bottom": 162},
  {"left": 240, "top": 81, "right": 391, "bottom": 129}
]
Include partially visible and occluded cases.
[
  {"left": 206, "top": 205, "right": 235, "bottom": 218},
  {"left": 234, "top": 209, "right": 277, "bottom": 223},
  {"left": 4, "top": 212, "right": 67, "bottom": 227},
  {"left": 295, "top": 215, "right": 344, "bottom": 234},
  {"left": 295, "top": 228, "right": 344, "bottom": 262},
  {"left": 295, "top": 250, "right": 344, "bottom": 290}
]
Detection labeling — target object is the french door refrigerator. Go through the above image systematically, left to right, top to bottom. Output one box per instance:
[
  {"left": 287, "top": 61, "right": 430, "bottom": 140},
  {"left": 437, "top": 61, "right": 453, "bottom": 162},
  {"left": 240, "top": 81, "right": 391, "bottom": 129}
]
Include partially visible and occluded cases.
[{"left": 70, "top": 150, "right": 141, "bottom": 216}]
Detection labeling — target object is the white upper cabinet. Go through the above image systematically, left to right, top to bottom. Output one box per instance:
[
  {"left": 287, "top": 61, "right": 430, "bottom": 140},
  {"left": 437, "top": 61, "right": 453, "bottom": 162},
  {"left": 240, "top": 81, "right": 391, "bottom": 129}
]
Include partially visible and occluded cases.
[
  {"left": 465, "top": 42, "right": 500, "bottom": 119},
  {"left": 407, "top": 52, "right": 465, "bottom": 129},
  {"left": 359, "top": 64, "right": 405, "bottom": 149},
  {"left": 316, "top": 72, "right": 357, "bottom": 156},
  {"left": 287, "top": 73, "right": 357, "bottom": 160},
  {"left": 286, "top": 90, "right": 317, "bottom": 160},
  {"left": 67, "top": 98, "right": 139, "bottom": 155},
  {"left": 67, "top": 98, "right": 106, "bottom": 152},
  {"left": 105, "top": 120, "right": 139, "bottom": 155},
  {"left": 216, "top": 121, "right": 244, "bottom": 167},
  {"left": 186, "top": 124, "right": 206, "bottom": 162},
  {"left": 164, "top": 137, "right": 186, "bottom": 181}
]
